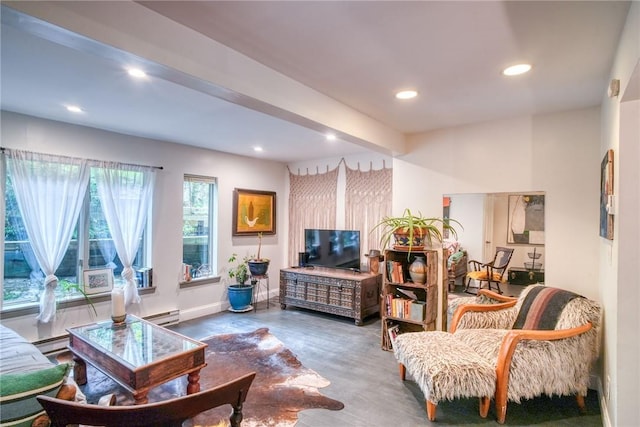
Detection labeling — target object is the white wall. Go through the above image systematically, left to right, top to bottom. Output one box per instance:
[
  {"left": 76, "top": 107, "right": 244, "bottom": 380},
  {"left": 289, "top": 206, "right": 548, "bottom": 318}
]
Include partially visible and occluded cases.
[
  {"left": 599, "top": 3, "right": 640, "bottom": 426},
  {"left": 397, "top": 107, "right": 601, "bottom": 328},
  {"left": 400, "top": 108, "right": 600, "bottom": 295},
  {"left": 1, "top": 111, "right": 287, "bottom": 341},
  {"left": 446, "top": 193, "right": 485, "bottom": 261}
]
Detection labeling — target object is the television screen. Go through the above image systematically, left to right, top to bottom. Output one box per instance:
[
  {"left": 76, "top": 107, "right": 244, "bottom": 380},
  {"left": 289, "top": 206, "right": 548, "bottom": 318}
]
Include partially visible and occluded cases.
[{"left": 304, "top": 229, "right": 361, "bottom": 271}]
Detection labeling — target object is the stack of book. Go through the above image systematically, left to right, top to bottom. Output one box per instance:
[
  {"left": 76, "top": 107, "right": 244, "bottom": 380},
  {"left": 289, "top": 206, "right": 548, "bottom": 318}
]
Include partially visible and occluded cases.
[
  {"left": 386, "top": 261, "right": 405, "bottom": 283},
  {"left": 136, "top": 267, "right": 153, "bottom": 288},
  {"left": 384, "top": 293, "right": 427, "bottom": 321}
]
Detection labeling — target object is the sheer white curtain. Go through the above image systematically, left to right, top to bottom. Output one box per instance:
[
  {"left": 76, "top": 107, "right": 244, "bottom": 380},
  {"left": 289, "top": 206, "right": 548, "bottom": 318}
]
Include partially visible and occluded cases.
[
  {"left": 6, "top": 150, "right": 89, "bottom": 323},
  {"left": 95, "top": 163, "right": 156, "bottom": 306},
  {"left": 345, "top": 164, "right": 392, "bottom": 254},
  {"left": 288, "top": 166, "right": 339, "bottom": 266}
]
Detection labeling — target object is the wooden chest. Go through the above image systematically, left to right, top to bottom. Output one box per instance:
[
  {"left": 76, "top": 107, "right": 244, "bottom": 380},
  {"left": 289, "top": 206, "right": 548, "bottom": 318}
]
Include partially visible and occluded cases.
[
  {"left": 279, "top": 267, "right": 381, "bottom": 325},
  {"left": 508, "top": 267, "right": 545, "bottom": 285}
]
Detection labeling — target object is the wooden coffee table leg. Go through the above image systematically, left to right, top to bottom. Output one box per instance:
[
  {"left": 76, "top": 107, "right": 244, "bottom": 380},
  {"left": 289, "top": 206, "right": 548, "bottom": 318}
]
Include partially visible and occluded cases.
[
  {"left": 72, "top": 356, "right": 87, "bottom": 385},
  {"left": 187, "top": 369, "right": 201, "bottom": 394},
  {"left": 133, "top": 391, "right": 149, "bottom": 405}
]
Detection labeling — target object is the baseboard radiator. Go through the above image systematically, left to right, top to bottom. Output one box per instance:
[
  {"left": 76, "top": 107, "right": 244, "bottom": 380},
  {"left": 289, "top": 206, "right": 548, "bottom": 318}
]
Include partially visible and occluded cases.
[{"left": 35, "top": 310, "right": 181, "bottom": 355}]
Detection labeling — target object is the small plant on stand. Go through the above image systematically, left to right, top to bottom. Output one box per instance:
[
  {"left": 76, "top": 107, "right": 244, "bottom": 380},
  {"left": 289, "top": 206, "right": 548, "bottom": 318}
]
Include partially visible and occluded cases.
[{"left": 248, "top": 233, "right": 270, "bottom": 276}]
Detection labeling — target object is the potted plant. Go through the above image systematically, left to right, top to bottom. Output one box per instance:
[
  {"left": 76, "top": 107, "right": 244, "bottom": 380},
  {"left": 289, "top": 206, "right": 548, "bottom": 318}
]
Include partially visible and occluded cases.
[
  {"left": 371, "top": 208, "right": 461, "bottom": 252},
  {"left": 247, "top": 233, "right": 270, "bottom": 276},
  {"left": 227, "top": 253, "right": 254, "bottom": 312}
]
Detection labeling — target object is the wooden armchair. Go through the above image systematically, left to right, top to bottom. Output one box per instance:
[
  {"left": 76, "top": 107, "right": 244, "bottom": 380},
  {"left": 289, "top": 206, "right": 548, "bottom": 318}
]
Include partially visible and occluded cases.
[
  {"left": 465, "top": 247, "right": 514, "bottom": 294},
  {"left": 450, "top": 286, "right": 601, "bottom": 424},
  {"left": 37, "top": 372, "right": 255, "bottom": 427}
]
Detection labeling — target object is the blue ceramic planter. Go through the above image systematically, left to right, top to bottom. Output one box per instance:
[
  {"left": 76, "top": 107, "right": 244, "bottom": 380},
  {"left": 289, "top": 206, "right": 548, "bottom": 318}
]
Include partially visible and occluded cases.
[
  {"left": 248, "top": 261, "right": 269, "bottom": 276},
  {"left": 228, "top": 284, "right": 254, "bottom": 311}
]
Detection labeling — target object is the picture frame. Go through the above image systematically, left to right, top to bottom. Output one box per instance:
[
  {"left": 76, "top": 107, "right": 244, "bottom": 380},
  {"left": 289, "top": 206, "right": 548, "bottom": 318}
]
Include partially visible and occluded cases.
[
  {"left": 600, "top": 149, "right": 614, "bottom": 240},
  {"left": 232, "top": 188, "right": 276, "bottom": 236},
  {"left": 507, "top": 194, "right": 545, "bottom": 245},
  {"left": 83, "top": 268, "right": 114, "bottom": 295}
]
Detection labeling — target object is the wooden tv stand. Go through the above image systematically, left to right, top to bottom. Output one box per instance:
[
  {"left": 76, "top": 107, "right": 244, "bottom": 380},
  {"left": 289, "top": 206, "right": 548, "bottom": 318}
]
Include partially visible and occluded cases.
[{"left": 279, "top": 267, "right": 381, "bottom": 326}]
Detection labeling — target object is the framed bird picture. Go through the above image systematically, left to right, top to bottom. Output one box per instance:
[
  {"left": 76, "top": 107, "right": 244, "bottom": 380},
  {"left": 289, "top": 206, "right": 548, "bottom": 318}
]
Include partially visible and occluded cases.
[{"left": 232, "top": 188, "right": 276, "bottom": 236}]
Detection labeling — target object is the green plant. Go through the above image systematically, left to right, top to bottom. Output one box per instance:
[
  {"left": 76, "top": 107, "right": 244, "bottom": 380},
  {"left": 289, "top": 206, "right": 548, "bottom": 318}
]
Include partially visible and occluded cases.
[
  {"left": 371, "top": 208, "right": 462, "bottom": 252},
  {"left": 249, "top": 233, "right": 270, "bottom": 262},
  {"left": 227, "top": 253, "right": 249, "bottom": 285},
  {"left": 58, "top": 279, "right": 97, "bottom": 316}
]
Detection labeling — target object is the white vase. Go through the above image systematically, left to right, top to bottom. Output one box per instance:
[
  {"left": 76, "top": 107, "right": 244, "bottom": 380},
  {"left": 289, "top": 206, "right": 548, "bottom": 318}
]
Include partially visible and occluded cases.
[{"left": 408, "top": 256, "right": 427, "bottom": 284}]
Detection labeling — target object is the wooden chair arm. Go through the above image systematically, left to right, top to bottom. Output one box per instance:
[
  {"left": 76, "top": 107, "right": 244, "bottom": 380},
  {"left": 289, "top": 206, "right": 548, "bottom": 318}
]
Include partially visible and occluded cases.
[
  {"left": 467, "top": 259, "right": 484, "bottom": 271},
  {"left": 477, "top": 289, "right": 517, "bottom": 303},
  {"left": 450, "top": 300, "right": 518, "bottom": 332},
  {"left": 494, "top": 323, "right": 593, "bottom": 423},
  {"left": 32, "top": 384, "right": 78, "bottom": 427}
]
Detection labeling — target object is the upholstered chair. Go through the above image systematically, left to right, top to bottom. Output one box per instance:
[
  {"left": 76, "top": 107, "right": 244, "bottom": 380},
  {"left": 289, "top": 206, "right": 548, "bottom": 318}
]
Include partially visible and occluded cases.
[{"left": 450, "top": 285, "right": 602, "bottom": 424}]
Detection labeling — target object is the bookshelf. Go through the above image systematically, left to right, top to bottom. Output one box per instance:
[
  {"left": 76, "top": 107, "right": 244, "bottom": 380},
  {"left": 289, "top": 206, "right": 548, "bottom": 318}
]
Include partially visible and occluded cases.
[{"left": 381, "top": 248, "right": 438, "bottom": 351}]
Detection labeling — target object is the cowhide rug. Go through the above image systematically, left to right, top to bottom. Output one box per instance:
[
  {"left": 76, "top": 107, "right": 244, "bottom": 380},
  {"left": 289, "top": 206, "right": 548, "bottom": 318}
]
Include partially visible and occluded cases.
[{"left": 76, "top": 327, "right": 344, "bottom": 426}]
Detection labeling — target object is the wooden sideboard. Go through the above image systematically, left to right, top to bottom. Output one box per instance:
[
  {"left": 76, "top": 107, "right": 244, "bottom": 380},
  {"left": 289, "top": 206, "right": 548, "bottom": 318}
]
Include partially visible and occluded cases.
[{"left": 279, "top": 267, "right": 381, "bottom": 326}]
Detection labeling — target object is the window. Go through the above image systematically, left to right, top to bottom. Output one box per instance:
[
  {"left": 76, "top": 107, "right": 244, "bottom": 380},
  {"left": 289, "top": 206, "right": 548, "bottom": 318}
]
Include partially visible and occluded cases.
[
  {"left": 2, "top": 163, "right": 147, "bottom": 308},
  {"left": 183, "top": 175, "right": 217, "bottom": 279}
]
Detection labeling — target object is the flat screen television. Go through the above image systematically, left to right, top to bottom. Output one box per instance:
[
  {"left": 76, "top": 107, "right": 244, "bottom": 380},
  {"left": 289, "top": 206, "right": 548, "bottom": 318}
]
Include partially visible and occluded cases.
[{"left": 304, "top": 229, "right": 361, "bottom": 271}]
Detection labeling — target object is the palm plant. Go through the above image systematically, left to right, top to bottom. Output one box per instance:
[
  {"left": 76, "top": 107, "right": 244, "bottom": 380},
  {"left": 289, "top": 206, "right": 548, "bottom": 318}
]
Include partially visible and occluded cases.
[{"left": 371, "top": 208, "right": 461, "bottom": 253}]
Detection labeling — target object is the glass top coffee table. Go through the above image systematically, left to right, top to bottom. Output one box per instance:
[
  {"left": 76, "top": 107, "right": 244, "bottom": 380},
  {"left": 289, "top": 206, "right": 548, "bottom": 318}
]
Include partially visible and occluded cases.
[{"left": 67, "top": 315, "right": 207, "bottom": 404}]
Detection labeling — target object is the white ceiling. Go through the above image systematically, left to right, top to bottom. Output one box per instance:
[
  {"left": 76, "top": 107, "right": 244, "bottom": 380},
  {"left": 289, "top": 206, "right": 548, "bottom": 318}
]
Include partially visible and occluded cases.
[{"left": 0, "top": 1, "right": 631, "bottom": 162}]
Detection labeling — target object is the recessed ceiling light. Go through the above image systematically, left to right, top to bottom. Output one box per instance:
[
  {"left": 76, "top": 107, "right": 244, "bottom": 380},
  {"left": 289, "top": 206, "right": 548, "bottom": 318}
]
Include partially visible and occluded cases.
[
  {"left": 502, "top": 64, "right": 532, "bottom": 76},
  {"left": 127, "top": 68, "right": 147, "bottom": 78},
  {"left": 395, "top": 90, "right": 418, "bottom": 100},
  {"left": 66, "top": 105, "right": 83, "bottom": 113},
  {"left": 326, "top": 133, "right": 337, "bottom": 141},
  {"left": 253, "top": 146, "right": 263, "bottom": 152}
]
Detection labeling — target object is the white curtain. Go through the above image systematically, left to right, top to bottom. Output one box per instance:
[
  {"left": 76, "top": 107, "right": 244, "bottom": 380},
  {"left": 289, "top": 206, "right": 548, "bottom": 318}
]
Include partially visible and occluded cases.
[
  {"left": 6, "top": 150, "right": 90, "bottom": 323},
  {"left": 95, "top": 163, "right": 156, "bottom": 306},
  {"left": 345, "top": 163, "right": 392, "bottom": 255}
]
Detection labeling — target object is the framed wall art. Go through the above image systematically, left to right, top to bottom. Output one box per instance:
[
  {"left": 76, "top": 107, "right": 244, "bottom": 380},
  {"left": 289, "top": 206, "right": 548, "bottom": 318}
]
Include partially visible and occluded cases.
[
  {"left": 600, "top": 149, "right": 614, "bottom": 240},
  {"left": 233, "top": 188, "right": 276, "bottom": 236},
  {"left": 507, "top": 194, "right": 545, "bottom": 245},
  {"left": 82, "top": 268, "right": 114, "bottom": 295}
]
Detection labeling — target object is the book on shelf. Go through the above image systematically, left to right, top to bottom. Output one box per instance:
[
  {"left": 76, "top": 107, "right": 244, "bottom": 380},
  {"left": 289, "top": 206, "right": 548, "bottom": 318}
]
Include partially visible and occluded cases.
[
  {"left": 386, "top": 261, "right": 404, "bottom": 283},
  {"left": 136, "top": 267, "right": 153, "bottom": 288},
  {"left": 396, "top": 288, "right": 418, "bottom": 300},
  {"left": 385, "top": 294, "right": 426, "bottom": 321},
  {"left": 409, "top": 301, "right": 426, "bottom": 322},
  {"left": 387, "top": 323, "right": 400, "bottom": 348}
]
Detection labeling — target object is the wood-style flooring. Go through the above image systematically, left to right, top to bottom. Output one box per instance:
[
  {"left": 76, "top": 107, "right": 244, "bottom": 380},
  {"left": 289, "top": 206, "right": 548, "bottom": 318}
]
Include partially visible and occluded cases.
[{"left": 169, "top": 284, "right": 602, "bottom": 427}]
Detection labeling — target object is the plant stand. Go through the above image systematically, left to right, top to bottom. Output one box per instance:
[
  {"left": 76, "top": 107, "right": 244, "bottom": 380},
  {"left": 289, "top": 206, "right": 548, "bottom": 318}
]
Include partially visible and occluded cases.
[{"left": 250, "top": 274, "right": 269, "bottom": 311}]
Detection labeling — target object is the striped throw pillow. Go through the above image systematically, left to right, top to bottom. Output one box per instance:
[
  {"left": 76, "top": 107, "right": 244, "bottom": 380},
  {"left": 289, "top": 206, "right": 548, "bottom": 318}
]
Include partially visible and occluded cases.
[{"left": 0, "top": 363, "right": 69, "bottom": 427}]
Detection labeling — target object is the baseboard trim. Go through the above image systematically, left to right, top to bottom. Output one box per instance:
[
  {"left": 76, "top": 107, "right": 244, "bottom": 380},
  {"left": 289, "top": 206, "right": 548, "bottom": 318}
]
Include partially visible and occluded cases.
[
  {"left": 179, "top": 302, "right": 225, "bottom": 322},
  {"left": 595, "top": 376, "right": 612, "bottom": 427}
]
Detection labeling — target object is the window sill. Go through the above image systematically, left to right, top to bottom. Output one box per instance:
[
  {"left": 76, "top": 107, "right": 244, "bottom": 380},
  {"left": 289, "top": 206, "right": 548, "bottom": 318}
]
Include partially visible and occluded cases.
[
  {"left": 179, "top": 275, "right": 221, "bottom": 289},
  {"left": 1, "top": 286, "right": 157, "bottom": 319}
]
